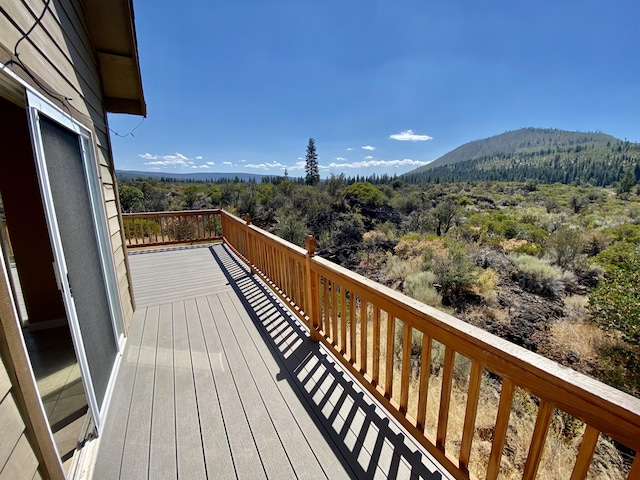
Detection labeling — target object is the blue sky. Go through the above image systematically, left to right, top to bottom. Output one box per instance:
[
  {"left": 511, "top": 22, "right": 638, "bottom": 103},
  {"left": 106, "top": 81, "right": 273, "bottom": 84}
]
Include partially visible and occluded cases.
[{"left": 108, "top": 0, "right": 640, "bottom": 178}]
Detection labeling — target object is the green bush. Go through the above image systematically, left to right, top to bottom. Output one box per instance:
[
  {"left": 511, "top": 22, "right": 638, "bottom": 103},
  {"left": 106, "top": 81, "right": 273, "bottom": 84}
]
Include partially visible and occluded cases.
[
  {"left": 343, "top": 182, "right": 386, "bottom": 207},
  {"left": 547, "top": 226, "right": 586, "bottom": 271},
  {"left": 425, "top": 245, "right": 478, "bottom": 298},
  {"left": 589, "top": 246, "right": 640, "bottom": 346},
  {"left": 509, "top": 253, "right": 567, "bottom": 297},
  {"left": 403, "top": 271, "right": 443, "bottom": 307}
]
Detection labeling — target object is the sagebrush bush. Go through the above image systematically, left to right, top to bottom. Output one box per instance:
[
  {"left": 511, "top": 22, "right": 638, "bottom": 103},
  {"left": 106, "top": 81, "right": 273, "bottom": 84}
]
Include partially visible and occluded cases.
[
  {"left": 426, "top": 245, "right": 479, "bottom": 297},
  {"left": 509, "top": 253, "right": 567, "bottom": 297},
  {"left": 384, "top": 256, "right": 420, "bottom": 281},
  {"left": 403, "top": 271, "right": 443, "bottom": 307}
]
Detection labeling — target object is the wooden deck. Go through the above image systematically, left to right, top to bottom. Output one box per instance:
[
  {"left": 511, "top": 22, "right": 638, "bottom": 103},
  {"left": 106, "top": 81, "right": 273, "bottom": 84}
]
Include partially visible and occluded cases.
[{"left": 93, "top": 244, "right": 452, "bottom": 479}]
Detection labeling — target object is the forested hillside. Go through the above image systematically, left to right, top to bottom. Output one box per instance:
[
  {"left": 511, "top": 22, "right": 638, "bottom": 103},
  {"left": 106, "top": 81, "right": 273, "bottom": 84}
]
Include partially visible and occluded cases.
[{"left": 404, "top": 128, "right": 640, "bottom": 186}]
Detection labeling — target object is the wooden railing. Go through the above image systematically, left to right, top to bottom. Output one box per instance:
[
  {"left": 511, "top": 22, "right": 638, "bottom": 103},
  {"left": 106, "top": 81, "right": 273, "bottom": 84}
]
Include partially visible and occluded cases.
[
  {"left": 122, "top": 210, "right": 222, "bottom": 248},
  {"left": 220, "top": 210, "right": 640, "bottom": 480}
]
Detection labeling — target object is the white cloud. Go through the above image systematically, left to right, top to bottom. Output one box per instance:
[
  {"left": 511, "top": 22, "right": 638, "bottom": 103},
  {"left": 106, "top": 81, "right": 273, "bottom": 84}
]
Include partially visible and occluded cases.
[
  {"left": 389, "top": 130, "right": 433, "bottom": 142},
  {"left": 362, "top": 145, "right": 376, "bottom": 151},
  {"left": 346, "top": 147, "right": 354, "bottom": 151},
  {"left": 139, "top": 152, "right": 204, "bottom": 166},
  {"left": 364, "top": 155, "right": 374, "bottom": 159},
  {"left": 334, "top": 157, "right": 348, "bottom": 162},
  {"left": 327, "top": 158, "right": 430, "bottom": 169},
  {"left": 240, "top": 159, "right": 247, "bottom": 163},
  {"left": 206, "top": 161, "right": 215, "bottom": 165},
  {"left": 223, "top": 161, "right": 233, "bottom": 166},
  {"left": 245, "top": 161, "right": 287, "bottom": 171},
  {"left": 288, "top": 161, "right": 306, "bottom": 171},
  {"left": 198, "top": 165, "right": 210, "bottom": 168}
]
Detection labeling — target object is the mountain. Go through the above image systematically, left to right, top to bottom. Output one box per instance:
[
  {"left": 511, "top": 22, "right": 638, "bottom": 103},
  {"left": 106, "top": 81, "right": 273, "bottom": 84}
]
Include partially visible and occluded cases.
[
  {"left": 403, "top": 128, "right": 640, "bottom": 186},
  {"left": 115, "top": 170, "right": 268, "bottom": 182}
]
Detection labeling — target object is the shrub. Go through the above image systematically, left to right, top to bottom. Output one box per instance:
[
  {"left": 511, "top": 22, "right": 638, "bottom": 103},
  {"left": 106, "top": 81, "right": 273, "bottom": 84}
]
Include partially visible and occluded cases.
[
  {"left": 343, "top": 181, "right": 386, "bottom": 207},
  {"left": 546, "top": 226, "right": 586, "bottom": 271},
  {"left": 426, "top": 245, "right": 479, "bottom": 298},
  {"left": 509, "top": 254, "right": 566, "bottom": 297},
  {"left": 384, "top": 256, "right": 420, "bottom": 282},
  {"left": 403, "top": 271, "right": 443, "bottom": 307}
]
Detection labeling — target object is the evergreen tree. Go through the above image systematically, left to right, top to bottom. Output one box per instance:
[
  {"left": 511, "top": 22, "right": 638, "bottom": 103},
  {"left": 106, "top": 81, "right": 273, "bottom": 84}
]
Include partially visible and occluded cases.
[{"left": 305, "top": 137, "right": 320, "bottom": 186}]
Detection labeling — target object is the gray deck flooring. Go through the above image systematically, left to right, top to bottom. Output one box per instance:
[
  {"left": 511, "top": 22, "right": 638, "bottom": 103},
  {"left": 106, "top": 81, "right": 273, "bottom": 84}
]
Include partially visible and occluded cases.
[{"left": 93, "top": 244, "right": 452, "bottom": 479}]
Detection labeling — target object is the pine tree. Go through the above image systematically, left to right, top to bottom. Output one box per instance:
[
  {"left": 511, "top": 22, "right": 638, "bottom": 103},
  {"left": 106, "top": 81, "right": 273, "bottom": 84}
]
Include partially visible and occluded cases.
[{"left": 305, "top": 137, "right": 320, "bottom": 186}]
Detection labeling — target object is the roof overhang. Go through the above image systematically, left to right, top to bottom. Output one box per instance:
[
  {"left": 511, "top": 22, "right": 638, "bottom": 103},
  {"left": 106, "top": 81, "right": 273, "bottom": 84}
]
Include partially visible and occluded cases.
[{"left": 82, "top": 0, "right": 146, "bottom": 116}]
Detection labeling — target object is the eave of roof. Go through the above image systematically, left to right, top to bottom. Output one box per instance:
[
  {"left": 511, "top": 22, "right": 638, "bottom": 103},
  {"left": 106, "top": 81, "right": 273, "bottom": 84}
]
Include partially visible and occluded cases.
[{"left": 82, "top": 0, "right": 146, "bottom": 116}]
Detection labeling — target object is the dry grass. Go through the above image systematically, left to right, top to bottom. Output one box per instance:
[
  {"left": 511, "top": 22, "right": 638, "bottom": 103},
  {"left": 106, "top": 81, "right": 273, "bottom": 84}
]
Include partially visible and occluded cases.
[{"left": 548, "top": 295, "right": 602, "bottom": 364}]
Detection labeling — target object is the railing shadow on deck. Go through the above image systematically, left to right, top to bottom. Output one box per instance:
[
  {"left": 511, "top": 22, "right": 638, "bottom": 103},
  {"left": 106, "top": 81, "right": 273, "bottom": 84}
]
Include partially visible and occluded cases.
[{"left": 209, "top": 244, "right": 448, "bottom": 480}]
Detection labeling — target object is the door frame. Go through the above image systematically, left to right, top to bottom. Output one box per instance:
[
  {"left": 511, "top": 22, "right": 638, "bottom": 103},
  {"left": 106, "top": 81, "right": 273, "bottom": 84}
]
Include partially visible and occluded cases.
[{"left": 25, "top": 88, "right": 124, "bottom": 432}]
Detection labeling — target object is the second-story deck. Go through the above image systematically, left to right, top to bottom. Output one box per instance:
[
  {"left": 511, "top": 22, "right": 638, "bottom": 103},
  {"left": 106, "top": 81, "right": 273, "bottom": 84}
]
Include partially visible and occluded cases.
[{"left": 93, "top": 243, "right": 452, "bottom": 479}]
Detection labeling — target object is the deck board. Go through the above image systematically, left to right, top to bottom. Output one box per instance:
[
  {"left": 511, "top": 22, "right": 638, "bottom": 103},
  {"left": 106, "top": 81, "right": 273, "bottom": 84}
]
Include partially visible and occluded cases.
[
  {"left": 93, "top": 243, "right": 453, "bottom": 479},
  {"left": 187, "top": 297, "right": 235, "bottom": 479},
  {"left": 173, "top": 300, "right": 207, "bottom": 479},
  {"left": 148, "top": 303, "right": 176, "bottom": 479},
  {"left": 119, "top": 305, "right": 158, "bottom": 479}
]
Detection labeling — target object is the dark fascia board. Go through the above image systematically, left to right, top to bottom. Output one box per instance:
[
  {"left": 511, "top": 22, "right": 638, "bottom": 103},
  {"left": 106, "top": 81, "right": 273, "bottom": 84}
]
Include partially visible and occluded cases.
[{"left": 82, "top": 0, "right": 146, "bottom": 116}]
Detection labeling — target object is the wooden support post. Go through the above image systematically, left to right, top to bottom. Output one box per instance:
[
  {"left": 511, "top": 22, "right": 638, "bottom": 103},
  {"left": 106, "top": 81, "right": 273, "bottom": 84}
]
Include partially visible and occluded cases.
[
  {"left": 245, "top": 213, "right": 255, "bottom": 274},
  {"left": 305, "top": 235, "right": 320, "bottom": 342}
]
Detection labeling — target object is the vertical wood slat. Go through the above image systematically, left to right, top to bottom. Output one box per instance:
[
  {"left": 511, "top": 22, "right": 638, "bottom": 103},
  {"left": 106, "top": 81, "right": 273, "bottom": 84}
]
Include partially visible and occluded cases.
[
  {"left": 322, "top": 278, "right": 329, "bottom": 337},
  {"left": 331, "top": 281, "right": 338, "bottom": 346},
  {"left": 340, "top": 286, "right": 347, "bottom": 354},
  {"left": 349, "top": 291, "right": 357, "bottom": 362},
  {"left": 359, "top": 298, "right": 367, "bottom": 373},
  {"left": 372, "top": 305, "right": 380, "bottom": 386},
  {"left": 385, "top": 315, "right": 395, "bottom": 398},
  {"left": 400, "top": 322, "right": 412, "bottom": 413},
  {"left": 416, "top": 333, "right": 432, "bottom": 432},
  {"left": 436, "top": 346, "right": 455, "bottom": 449},
  {"left": 459, "top": 361, "right": 483, "bottom": 471},
  {"left": 486, "top": 378, "right": 515, "bottom": 480},
  {"left": 522, "top": 400, "right": 554, "bottom": 480},
  {"left": 570, "top": 426, "right": 600, "bottom": 480},
  {"left": 627, "top": 455, "right": 640, "bottom": 480}
]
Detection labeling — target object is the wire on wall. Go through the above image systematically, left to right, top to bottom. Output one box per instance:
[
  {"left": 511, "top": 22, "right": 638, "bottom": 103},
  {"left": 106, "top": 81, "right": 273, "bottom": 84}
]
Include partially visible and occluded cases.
[{"left": 3, "top": 0, "right": 144, "bottom": 138}]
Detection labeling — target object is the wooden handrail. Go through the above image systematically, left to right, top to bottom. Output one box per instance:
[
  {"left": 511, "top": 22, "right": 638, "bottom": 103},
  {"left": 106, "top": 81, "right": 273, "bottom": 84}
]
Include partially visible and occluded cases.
[
  {"left": 122, "top": 209, "right": 222, "bottom": 248},
  {"left": 219, "top": 210, "right": 640, "bottom": 480}
]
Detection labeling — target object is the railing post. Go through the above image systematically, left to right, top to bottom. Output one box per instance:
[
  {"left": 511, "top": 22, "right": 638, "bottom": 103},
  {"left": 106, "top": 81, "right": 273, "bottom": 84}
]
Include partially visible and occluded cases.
[
  {"left": 245, "top": 213, "right": 255, "bottom": 275},
  {"left": 305, "top": 235, "right": 320, "bottom": 342}
]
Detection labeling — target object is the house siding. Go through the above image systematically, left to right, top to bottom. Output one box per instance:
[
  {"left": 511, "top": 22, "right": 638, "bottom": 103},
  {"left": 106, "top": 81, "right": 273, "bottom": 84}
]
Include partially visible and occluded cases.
[
  {"left": 0, "top": 0, "right": 134, "bottom": 328},
  {"left": 0, "top": 1, "right": 140, "bottom": 477},
  {"left": 0, "top": 358, "right": 39, "bottom": 480}
]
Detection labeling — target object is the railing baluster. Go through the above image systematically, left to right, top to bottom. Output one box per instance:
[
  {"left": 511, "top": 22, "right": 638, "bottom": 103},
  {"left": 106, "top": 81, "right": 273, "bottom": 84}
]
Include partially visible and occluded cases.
[
  {"left": 322, "top": 278, "right": 329, "bottom": 337},
  {"left": 331, "top": 281, "right": 338, "bottom": 347},
  {"left": 340, "top": 285, "right": 347, "bottom": 354},
  {"left": 350, "top": 291, "right": 357, "bottom": 362},
  {"left": 360, "top": 298, "right": 367, "bottom": 373},
  {"left": 372, "top": 305, "right": 380, "bottom": 387},
  {"left": 385, "top": 315, "right": 395, "bottom": 398},
  {"left": 400, "top": 322, "right": 412, "bottom": 413},
  {"left": 416, "top": 333, "right": 432, "bottom": 432},
  {"left": 437, "top": 346, "right": 455, "bottom": 450},
  {"left": 459, "top": 360, "right": 482, "bottom": 471},
  {"left": 486, "top": 378, "right": 515, "bottom": 480},
  {"left": 522, "top": 400, "right": 554, "bottom": 480},
  {"left": 570, "top": 426, "right": 599, "bottom": 480},
  {"left": 627, "top": 455, "right": 640, "bottom": 480}
]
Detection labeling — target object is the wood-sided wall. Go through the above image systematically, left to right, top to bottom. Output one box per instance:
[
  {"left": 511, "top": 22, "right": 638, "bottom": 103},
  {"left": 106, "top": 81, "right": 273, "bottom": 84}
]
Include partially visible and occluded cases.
[{"left": 0, "top": 0, "right": 135, "bottom": 326}]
